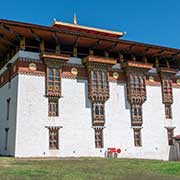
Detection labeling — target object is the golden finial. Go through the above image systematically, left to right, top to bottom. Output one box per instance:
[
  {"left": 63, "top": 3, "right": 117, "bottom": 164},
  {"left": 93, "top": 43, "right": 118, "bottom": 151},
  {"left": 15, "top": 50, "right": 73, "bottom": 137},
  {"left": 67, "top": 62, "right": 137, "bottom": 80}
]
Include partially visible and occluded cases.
[{"left": 73, "top": 13, "right": 77, "bottom": 25}]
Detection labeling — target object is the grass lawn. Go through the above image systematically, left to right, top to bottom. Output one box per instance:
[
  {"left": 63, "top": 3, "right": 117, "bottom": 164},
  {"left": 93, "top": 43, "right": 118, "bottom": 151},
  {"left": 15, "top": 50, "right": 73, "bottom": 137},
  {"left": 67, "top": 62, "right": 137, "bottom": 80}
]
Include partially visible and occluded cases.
[{"left": 0, "top": 157, "right": 180, "bottom": 180}]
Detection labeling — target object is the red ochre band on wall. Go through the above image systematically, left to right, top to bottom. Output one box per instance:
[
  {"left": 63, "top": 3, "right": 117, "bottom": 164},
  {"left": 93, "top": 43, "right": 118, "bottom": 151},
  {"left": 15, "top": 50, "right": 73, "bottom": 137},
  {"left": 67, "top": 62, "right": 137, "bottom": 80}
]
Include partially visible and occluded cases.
[{"left": 0, "top": 58, "right": 179, "bottom": 88}]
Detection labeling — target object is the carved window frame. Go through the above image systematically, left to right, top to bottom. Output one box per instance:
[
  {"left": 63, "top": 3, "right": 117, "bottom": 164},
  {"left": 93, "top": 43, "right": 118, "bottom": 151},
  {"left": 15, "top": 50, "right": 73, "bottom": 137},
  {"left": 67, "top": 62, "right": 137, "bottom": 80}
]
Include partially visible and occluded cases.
[
  {"left": 46, "top": 64, "right": 61, "bottom": 96},
  {"left": 91, "top": 70, "right": 108, "bottom": 94},
  {"left": 129, "top": 75, "right": 145, "bottom": 96},
  {"left": 162, "top": 79, "right": 173, "bottom": 103},
  {"left": 48, "top": 98, "right": 59, "bottom": 116},
  {"left": 92, "top": 102, "right": 105, "bottom": 125},
  {"left": 131, "top": 104, "right": 142, "bottom": 124},
  {"left": 165, "top": 104, "right": 172, "bottom": 119},
  {"left": 49, "top": 127, "right": 59, "bottom": 150},
  {"left": 94, "top": 128, "right": 103, "bottom": 148},
  {"left": 133, "top": 128, "right": 142, "bottom": 147},
  {"left": 167, "top": 128, "right": 174, "bottom": 145}
]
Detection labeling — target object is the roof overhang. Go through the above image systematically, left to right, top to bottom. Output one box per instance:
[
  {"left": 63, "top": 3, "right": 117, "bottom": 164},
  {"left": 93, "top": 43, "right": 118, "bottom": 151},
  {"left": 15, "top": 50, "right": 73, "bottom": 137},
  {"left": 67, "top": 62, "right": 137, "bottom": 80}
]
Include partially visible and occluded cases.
[
  {"left": 0, "top": 19, "right": 180, "bottom": 60},
  {"left": 52, "top": 20, "right": 124, "bottom": 39}
]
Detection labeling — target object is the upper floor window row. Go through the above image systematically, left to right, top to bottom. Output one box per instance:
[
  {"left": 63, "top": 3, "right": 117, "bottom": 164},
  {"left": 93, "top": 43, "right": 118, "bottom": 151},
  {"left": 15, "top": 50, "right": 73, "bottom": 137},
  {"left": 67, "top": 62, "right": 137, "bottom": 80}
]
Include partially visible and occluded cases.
[
  {"left": 91, "top": 71, "right": 108, "bottom": 90},
  {"left": 129, "top": 75, "right": 145, "bottom": 91}
]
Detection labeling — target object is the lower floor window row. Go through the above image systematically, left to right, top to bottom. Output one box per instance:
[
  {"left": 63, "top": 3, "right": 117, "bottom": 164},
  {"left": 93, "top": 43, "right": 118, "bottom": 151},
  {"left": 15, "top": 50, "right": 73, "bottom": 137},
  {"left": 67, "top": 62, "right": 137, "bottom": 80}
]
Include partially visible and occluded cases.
[{"left": 47, "top": 127, "right": 174, "bottom": 150}]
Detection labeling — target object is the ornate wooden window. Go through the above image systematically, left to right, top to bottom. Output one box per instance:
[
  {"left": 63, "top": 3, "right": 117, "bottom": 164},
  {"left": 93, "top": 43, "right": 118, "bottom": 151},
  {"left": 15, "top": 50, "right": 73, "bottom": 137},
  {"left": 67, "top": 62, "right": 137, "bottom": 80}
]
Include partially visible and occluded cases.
[
  {"left": 83, "top": 56, "right": 116, "bottom": 150},
  {"left": 46, "top": 64, "right": 61, "bottom": 96},
  {"left": 91, "top": 70, "right": 108, "bottom": 93},
  {"left": 127, "top": 74, "right": 146, "bottom": 126},
  {"left": 129, "top": 74, "right": 146, "bottom": 103},
  {"left": 161, "top": 79, "right": 173, "bottom": 119},
  {"left": 162, "top": 80, "right": 173, "bottom": 104},
  {"left": 6, "top": 98, "right": 11, "bottom": 120},
  {"left": 48, "top": 98, "right": 59, "bottom": 116},
  {"left": 92, "top": 102, "right": 105, "bottom": 126},
  {"left": 131, "top": 104, "right": 142, "bottom": 126},
  {"left": 165, "top": 104, "right": 172, "bottom": 119},
  {"left": 49, "top": 127, "right": 59, "bottom": 150},
  {"left": 95, "top": 128, "right": 103, "bottom": 148},
  {"left": 133, "top": 128, "right": 142, "bottom": 147},
  {"left": 167, "top": 128, "right": 174, "bottom": 145}
]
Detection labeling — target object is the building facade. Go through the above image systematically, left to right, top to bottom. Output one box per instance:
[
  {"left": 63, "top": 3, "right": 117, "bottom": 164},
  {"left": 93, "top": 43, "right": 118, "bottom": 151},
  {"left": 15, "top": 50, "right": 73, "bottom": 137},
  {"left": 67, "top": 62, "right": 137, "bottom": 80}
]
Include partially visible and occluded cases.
[{"left": 0, "top": 19, "right": 180, "bottom": 160}]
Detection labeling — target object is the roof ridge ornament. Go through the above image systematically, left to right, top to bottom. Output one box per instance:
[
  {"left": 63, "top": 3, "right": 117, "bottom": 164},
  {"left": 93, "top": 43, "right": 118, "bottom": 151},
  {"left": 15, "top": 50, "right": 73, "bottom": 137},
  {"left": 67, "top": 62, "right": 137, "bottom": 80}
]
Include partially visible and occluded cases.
[
  {"left": 73, "top": 13, "right": 77, "bottom": 25},
  {"left": 53, "top": 18, "right": 57, "bottom": 23}
]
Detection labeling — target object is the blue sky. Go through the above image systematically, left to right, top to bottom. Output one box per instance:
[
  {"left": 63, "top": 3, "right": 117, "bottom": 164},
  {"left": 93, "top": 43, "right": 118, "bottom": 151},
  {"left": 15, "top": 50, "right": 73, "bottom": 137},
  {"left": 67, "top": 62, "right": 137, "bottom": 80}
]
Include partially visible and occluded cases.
[{"left": 0, "top": 0, "right": 180, "bottom": 49}]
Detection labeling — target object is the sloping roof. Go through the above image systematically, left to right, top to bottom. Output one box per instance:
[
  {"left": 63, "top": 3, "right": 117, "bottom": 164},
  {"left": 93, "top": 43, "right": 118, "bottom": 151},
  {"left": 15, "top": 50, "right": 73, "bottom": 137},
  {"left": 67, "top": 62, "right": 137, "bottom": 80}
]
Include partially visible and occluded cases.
[
  {"left": 0, "top": 19, "right": 180, "bottom": 60},
  {"left": 52, "top": 20, "right": 124, "bottom": 39}
]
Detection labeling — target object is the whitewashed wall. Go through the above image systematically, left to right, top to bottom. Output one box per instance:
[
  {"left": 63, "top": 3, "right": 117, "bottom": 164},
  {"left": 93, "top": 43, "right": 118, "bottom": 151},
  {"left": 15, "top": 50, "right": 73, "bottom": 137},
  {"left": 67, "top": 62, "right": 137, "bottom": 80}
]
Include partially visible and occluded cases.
[
  {"left": 1, "top": 51, "right": 180, "bottom": 160},
  {"left": 14, "top": 73, "right": 180, "bottom": 160},
  {"left": 0, "top": 76, "right": 18, "bottom": 156}
]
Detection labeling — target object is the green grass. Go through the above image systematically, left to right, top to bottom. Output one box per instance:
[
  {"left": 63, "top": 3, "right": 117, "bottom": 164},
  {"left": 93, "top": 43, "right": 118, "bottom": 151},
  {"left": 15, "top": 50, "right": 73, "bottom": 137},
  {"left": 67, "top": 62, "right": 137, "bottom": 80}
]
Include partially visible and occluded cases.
[{"left": 0, "top": 157, "right": 180, "bottom": 180}]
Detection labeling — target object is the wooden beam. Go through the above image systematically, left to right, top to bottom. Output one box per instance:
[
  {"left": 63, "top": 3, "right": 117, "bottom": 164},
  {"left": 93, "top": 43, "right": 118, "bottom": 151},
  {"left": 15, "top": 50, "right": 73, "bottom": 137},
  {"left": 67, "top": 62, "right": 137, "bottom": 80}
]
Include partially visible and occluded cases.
[
  {"left": 0, "top": 24, "right": 22, "bottom": 40},
  {"left": 29, "top": 29, "right": 40, "bottom": 42},
  {"left": 52, "top": 32, "right": 60, "bottom": 44},
  {"left": 0, "top": 33, "right": 16, "bottom": 47},
  {"left": 52, "top": 33, "right": 61, "bottom": 54},
  {"left": 73, "top": 36, "right": 80, "bottom": 47},
  {"left": 20, "top": 37, "right": 26, "bottom": 50},
  {"left": 91, "top": 39, "right": 101, "bottom": 49},
  {"left": 0, "top": 40, "right": 11, "bottom": 51},
  {"left": 40, "top": 40, "right": 45, "bottom": 52},
  {"left": 106, "top": 42, "right": 118, "bottom": 51},
  {"left": 56, "top": 45, "right": 61, "bottom": 54},
  {"left": 128, "top": 45, "right": 134, "bottom": 52},
  {"left": 73, "top": 47, "right": 78, "bottom": 57},
  {"left": 144, "top": 47, "right": 151, "bottom": 53},
  {"left": 89, "top": 49, "right": 94, "bottom": 56},
  {"left": 157, "top": 50, "right": 165, "bottom": 55},
  {"left": 104, "top": 51, "right": 109, "bottom": 57},
  {"left": 172, "top": 52, "right": 180, "bottom": 58},
  {"left": 119, "top": 53, "right": 124, "bottom": 63},
  {"left": 131, "top": 54, "right": 136, "bottom": 61},
  {"left": 142, "top": 56, "right": 147, "bottom": 63},
  {"left": 155, "top": 57, "right": 159, "bottom": 68},
  {"left": 166, "top": 59, "right": 170, "bottom": 68}
]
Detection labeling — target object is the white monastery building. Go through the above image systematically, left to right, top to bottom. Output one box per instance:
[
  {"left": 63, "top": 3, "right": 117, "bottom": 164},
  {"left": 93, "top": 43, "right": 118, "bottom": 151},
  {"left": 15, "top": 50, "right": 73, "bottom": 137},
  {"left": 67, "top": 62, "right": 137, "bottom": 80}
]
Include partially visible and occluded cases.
[{"left": 0, "top": 18, "right": 180, "bottom": 160}]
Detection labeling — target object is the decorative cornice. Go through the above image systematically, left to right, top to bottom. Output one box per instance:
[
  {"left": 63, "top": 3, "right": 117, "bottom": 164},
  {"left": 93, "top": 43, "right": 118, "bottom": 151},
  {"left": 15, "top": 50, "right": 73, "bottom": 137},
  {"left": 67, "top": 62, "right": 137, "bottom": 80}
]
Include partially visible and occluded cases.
[
  {"left": 40, "top": 52, "right": 70, "bottom": 62},
  {"left": 83, "top": 55, "right": 117, "bottom": 66},
  {"left": 18, "top": 57, "right": 41, "bottom": 63},
  {"left": 122, "top": 61, "right": 153, "bottom": 70},
  {"left": 158, "top": 67, "right": 178, "bottom": 79},
  {"left": 18, "top": 71, "right": 45, "bottom": 76}
]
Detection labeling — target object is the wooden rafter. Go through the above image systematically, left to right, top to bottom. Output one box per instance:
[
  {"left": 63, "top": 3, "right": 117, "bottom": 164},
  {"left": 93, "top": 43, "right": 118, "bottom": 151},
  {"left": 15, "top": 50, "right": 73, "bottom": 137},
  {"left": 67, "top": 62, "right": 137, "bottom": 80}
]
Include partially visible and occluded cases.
[
  {"left": 0, "top": 24, "right": 22, "bottom": 40},
  {"left": 29, "top": 29, "right": 40, "bottom": 42},
  {"left": 52, "top": 32, "right": 60, "bottom": 44},
  {"left": 0, "top": 33, "right": 16, "bottom": 47},
  {"left": 73, "top": 36, "right": 80, "bottom": 47},
  {"left": 91, "top": 39, "right": 101, "bottom": 49},
  {"left": 0, "top": 40, "right": 10, "bottom": 51},
  {"left": 106, "top": 42, "right": 118, "bottom": 51},
  {"left": 144, "top": 47, "right": 151, "bottom": 53},
  {"left": 157, "top": 49, "right": 165, "bottom": 55},
  {"left": 171, "top": 52, "right": 180, "bottom": 58}
]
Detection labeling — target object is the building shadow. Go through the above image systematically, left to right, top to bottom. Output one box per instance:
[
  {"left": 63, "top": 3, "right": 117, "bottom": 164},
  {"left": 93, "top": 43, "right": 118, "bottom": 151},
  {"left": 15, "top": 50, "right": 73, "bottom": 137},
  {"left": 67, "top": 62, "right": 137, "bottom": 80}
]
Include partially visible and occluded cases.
[
  {"left": 77, "top": 79, "right": 91, "bottom": 108},
  {"left": 117, "top": 82, "right": 130, "bottom": 110}
]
